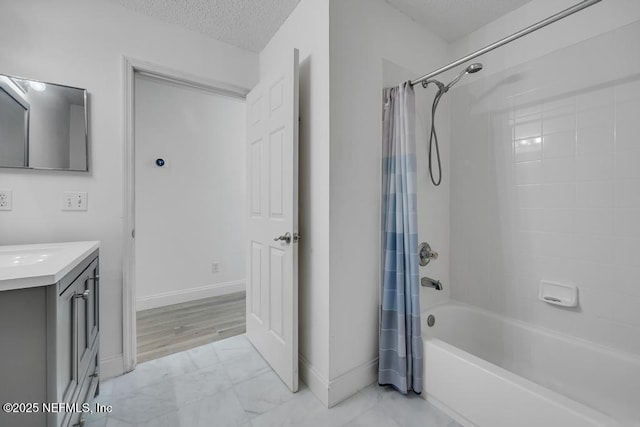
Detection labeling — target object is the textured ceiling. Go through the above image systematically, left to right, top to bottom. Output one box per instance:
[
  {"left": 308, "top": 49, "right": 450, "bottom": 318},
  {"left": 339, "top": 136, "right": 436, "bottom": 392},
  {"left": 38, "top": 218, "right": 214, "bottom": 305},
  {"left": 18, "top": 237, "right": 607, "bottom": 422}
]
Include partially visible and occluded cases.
[
  {"left": 107, "top": 0, "right": 300, "bottom": 52},
  {"left": 107, "top": 0, "right": 534, "bottom": 52},
  {"left": 385, "top": 0, "right": 535, "bottom": 42}
]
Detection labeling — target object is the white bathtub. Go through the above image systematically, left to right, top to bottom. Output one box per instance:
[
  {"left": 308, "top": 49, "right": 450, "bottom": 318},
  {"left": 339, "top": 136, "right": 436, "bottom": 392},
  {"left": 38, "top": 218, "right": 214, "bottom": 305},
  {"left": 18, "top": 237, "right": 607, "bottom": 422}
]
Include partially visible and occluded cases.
[{"left": 421, "top": 303, "right": 640, "bottom": 427}]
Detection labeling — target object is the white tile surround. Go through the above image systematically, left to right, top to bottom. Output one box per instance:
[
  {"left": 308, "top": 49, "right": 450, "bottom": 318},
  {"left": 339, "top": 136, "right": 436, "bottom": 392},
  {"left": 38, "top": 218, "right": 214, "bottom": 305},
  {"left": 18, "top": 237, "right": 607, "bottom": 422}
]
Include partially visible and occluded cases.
[
  {"left": 450, "top": 21, "right": 640, "bottom": 357},
  {"left": 86, "top": 335, "right": 460, "bottom": 427}
]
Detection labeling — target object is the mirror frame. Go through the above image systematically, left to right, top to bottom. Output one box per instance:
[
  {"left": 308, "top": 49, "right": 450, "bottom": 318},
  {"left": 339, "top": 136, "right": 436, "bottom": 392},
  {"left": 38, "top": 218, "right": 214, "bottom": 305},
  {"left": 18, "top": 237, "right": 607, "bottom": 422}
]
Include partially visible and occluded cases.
[{"left": 0, "top": 74, "right": 89, "bottom": 172}]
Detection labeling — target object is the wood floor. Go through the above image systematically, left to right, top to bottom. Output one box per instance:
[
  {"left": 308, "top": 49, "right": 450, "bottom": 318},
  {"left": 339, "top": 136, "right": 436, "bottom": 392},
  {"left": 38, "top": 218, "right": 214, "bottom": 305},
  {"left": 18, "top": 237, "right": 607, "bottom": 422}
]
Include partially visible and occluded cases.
[{"left": 136, "top": 291, "right": 246, "bottom": 363}]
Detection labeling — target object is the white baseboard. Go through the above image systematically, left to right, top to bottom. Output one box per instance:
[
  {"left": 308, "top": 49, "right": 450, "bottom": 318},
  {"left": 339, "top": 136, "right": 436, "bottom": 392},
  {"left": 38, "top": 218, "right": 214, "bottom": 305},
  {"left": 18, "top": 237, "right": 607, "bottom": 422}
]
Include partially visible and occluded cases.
[
  {"left": 136, "top": 280, "right": 245, "bottom": 311},
  {"left": 100, "top": 354, "right": 125, "bottom": 380},
  {"left": 299, "top": 354, "right": 330, "bottom": 407},
  {"left": 299, "top": 355, "right": 378, "bottom": 408},
  {"left": 327, "top": 357, "right": 378, "bottom": 407}
]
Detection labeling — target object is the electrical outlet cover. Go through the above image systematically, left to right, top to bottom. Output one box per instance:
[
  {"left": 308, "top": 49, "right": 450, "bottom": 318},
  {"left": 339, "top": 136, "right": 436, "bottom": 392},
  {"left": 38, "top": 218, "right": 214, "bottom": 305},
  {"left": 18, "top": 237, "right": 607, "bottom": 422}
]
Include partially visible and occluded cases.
[
  {"left": 0, "top": 190, "right": 12, "bottom": 211},
  {"left": 62, "top": 192, "right": 88, "bottom": 211}
]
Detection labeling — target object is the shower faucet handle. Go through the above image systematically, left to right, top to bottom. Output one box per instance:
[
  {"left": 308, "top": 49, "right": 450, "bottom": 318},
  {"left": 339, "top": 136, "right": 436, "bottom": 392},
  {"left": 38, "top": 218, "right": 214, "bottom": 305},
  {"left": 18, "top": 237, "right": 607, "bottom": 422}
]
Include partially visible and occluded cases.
[{"left": 418, "top": 242, "right": 438, "bottom": 266}]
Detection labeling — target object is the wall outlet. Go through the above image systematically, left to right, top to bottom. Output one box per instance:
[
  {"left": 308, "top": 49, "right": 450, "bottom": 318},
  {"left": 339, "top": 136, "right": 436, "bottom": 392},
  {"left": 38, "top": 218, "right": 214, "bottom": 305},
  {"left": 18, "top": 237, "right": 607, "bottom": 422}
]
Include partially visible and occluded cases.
[
  {"left": 0, "top": 190, "right": 12, "bottom": 211},
  {"left": 62, "top": 192, "right": 88, "bottom": 211},
  {"left": 212, "top": 262, "right": 219, "bottom": 273}
]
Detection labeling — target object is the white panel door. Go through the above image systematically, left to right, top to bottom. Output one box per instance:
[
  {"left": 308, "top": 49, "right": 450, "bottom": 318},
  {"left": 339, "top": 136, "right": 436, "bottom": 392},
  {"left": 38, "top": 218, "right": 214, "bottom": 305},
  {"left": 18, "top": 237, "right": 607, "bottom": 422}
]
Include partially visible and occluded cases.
[{"left": 246, "top": 49, "right": 299, "bottom": 392}]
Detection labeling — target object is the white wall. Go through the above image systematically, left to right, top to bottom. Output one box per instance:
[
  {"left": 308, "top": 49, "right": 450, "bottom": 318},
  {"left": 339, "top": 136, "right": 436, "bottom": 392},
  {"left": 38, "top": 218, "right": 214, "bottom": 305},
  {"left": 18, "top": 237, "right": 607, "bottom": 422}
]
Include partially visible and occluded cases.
[
  {"left": 0, "top": 0, "right": 257, "bottom": 378},
  {"left": 259, "top": 0, "right": 332, "bottom": 406},
  {"left": 328, "top": 0, "right": 450, "bottom": 406},
  {"left": 449, "top": 2, "right": 640, "bottom": 356},
  {"left": 134, "top": 74, "right": 246, "bottom": 310}
]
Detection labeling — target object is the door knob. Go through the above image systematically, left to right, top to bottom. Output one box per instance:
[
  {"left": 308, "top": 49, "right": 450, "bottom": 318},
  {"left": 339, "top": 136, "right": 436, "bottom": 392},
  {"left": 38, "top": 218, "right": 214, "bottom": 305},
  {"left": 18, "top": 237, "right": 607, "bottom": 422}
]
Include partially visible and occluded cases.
[{"left": 274, "top": 232, "right": 292, "bottom": 244}]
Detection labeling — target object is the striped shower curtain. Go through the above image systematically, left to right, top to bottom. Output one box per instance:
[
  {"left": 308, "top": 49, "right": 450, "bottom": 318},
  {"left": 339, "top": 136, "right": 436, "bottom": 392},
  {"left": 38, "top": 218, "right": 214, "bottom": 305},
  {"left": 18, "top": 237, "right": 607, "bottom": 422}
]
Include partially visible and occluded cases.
[{"left": 378, "top": 81, "right": 422, "bottom": 394}]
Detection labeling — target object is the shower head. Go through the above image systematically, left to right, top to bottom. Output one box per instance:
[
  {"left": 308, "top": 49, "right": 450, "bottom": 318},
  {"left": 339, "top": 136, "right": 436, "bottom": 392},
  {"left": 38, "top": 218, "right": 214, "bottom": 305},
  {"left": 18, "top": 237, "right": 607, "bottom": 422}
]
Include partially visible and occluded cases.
[
  {"left": 426, "top": 62, "right": 484, "bottom": 187},
  {"left": 444, "top": 62, "right": 484, "bottom": 91}
]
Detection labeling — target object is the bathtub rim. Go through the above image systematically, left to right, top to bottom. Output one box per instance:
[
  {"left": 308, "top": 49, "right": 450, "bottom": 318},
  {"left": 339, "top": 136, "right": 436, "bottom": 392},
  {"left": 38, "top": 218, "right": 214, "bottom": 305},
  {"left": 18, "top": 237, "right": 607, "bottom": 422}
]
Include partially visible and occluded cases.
[{"left": 421, "top": 300, "right": 640, "bottom": 365}]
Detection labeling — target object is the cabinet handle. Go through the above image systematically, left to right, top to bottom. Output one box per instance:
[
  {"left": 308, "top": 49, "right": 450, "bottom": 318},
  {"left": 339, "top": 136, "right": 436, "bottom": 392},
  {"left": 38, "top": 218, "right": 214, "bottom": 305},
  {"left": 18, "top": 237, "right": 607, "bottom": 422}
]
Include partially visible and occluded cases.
[{"left": 74, "top": 290, "right": 91, "bottom": 300}]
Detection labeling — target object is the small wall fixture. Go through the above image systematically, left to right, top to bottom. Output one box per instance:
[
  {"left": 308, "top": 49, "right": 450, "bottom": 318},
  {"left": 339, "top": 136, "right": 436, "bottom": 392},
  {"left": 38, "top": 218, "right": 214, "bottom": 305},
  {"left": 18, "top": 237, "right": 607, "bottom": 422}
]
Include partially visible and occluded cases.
[
  {"left": 155, "top": 158, "right": 165, "bottom": 167},
  {"left": 418, "top": 242, "right": 438, "bottom": 266},
  {"left": 421, "top": 276, "right": 443, "bottom": 291},
  {"left": 539, "top": 281, "right": 578, "bottom": 307}
]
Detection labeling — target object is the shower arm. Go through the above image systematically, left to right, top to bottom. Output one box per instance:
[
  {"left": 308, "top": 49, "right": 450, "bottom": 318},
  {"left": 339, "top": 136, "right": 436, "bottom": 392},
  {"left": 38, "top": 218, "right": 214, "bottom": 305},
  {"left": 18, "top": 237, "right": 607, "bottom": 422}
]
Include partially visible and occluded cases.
[{"left": 409, "top": 0, "right": 601, "bottom": 87}]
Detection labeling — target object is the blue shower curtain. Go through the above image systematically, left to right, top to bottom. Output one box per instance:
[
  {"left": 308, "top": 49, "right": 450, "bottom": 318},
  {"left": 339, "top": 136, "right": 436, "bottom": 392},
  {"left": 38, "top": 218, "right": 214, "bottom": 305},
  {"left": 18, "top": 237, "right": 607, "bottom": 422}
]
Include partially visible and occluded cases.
[{"left": 378, "top": 81, "right": 422, "bottom": 394}]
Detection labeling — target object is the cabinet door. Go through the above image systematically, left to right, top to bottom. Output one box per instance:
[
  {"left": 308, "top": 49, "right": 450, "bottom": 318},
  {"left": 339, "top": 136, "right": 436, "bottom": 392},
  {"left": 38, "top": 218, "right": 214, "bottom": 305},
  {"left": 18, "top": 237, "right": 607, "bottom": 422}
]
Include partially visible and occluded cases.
[
  {"left": 78, "top": 257, "right": 99, "bottom": 380},
  {"left": 87, "top": 259, "right": 99, "bottom": 349},
  {"left": 77, "top": 280, "right": 90, "bottom": 380},
  {"left": 57, "top": 282, "right": 78, "bottom": 404}
]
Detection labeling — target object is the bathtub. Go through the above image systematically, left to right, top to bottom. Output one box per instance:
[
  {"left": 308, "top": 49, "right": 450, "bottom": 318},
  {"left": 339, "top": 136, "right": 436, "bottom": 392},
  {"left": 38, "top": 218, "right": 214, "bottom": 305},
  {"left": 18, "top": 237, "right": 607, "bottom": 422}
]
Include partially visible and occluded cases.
[{"left": 421, "top": 302, "right": 640, "bottom": 427}]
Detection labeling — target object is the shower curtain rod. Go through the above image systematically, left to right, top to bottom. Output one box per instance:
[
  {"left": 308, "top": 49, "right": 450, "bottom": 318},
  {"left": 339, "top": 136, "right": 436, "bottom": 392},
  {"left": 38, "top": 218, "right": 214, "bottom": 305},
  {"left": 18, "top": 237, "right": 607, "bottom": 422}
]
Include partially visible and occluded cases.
[{"left": 410, "top": 0, "right": 602, "bottom": 87}]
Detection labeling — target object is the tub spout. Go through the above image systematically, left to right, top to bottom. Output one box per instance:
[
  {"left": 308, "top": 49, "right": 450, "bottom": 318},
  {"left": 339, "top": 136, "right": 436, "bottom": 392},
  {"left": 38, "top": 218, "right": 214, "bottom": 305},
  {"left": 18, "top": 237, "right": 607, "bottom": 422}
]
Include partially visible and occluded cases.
[{"left": 421, "top": 276, "right": 443, "bottom": 290}]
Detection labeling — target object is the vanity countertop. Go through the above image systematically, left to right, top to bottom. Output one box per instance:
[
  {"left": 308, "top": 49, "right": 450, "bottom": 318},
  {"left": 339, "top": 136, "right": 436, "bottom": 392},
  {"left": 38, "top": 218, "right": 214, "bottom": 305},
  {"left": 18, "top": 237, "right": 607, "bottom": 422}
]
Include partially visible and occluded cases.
[{"left": 0, "top": 241, "right": 100, "bottom": 291}]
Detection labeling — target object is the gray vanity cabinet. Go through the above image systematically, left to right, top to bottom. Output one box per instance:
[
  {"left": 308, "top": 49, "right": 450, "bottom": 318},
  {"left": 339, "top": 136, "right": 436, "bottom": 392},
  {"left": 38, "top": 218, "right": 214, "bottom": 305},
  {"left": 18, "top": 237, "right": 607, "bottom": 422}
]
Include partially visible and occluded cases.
[{"left": 0, "top": 250, "right": 99, "bottom": 427}]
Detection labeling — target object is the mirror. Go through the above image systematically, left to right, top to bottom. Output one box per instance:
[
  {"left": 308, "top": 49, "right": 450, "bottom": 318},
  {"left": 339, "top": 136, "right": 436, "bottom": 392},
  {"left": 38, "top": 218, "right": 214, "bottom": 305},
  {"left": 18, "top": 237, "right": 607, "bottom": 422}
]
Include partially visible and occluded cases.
[{"left": 0, "top": 74, "right": 88, "bottom": 171}]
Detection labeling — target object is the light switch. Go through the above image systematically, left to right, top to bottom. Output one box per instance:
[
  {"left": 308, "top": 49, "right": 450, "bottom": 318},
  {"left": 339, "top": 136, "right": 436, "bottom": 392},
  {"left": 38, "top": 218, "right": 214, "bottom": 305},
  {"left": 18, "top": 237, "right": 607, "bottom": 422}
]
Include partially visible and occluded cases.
[{"left": 62, "top": 192, "right": 88, "bottom": 211}]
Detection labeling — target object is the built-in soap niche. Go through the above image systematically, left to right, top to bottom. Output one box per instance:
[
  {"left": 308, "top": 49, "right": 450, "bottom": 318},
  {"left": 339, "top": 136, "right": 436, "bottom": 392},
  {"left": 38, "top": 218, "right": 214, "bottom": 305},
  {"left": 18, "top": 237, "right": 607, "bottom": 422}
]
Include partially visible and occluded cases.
[{"left": 538, "top": 281, "right": 578, "bottom": 308}]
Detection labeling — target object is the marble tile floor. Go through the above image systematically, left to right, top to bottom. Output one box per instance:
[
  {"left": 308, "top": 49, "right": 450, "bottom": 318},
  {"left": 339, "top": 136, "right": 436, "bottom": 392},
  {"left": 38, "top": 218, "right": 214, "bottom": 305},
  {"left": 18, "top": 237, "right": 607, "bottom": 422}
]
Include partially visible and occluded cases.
[{"left": 87, "top": 335, "right": 461, "bottom": 427}]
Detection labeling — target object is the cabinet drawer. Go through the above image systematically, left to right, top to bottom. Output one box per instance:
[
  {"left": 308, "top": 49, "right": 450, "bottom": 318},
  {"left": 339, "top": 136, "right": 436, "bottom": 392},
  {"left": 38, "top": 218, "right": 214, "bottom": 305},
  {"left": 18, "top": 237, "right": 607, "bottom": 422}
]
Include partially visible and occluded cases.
[{"left": 68, "top": 347, "right": 99, "bottom": 427}]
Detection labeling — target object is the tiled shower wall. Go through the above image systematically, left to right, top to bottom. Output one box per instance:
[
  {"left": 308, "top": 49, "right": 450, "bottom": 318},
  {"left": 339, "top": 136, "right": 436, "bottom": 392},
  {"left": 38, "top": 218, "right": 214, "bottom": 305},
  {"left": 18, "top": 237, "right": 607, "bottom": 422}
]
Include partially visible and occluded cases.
[{"left": 450, "top": 21, "right": 640, "bottom": 356}]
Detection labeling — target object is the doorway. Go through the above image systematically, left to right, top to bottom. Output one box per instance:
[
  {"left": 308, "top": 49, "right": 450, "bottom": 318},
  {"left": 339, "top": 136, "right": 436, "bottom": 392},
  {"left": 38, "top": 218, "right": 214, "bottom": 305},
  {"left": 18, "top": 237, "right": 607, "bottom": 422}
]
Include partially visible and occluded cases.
[
  {"left": 122, "top": 54, "right": 300, "bottom": 391},
  {"left": 132, "top": 70, "right": 247, "bottom": 363}
]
